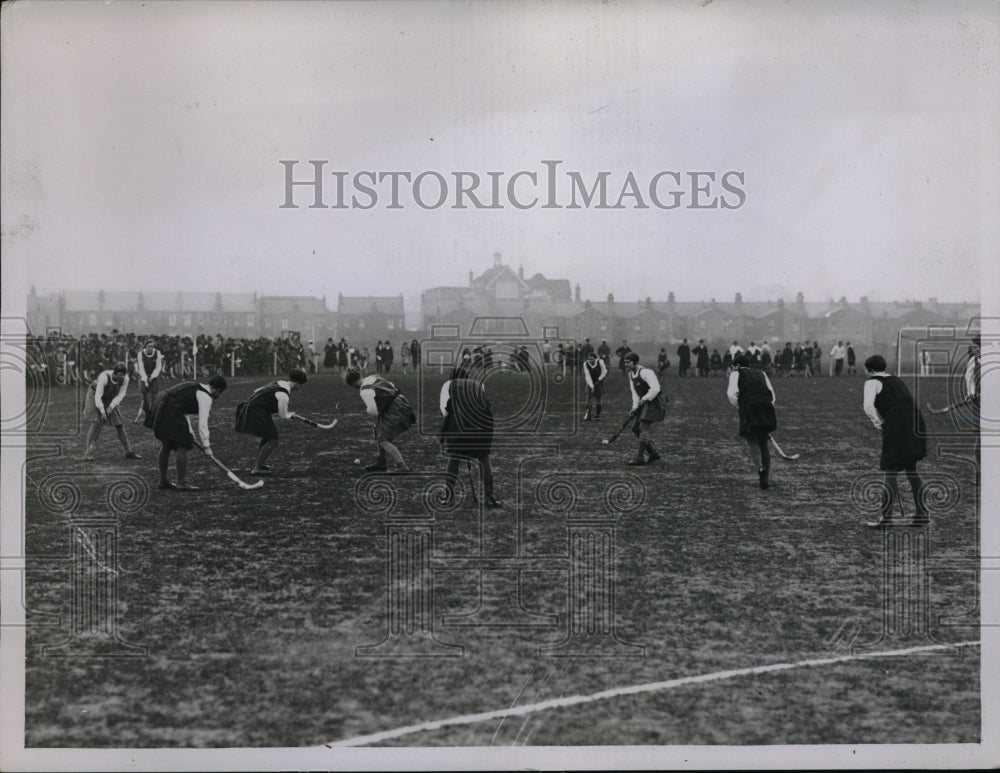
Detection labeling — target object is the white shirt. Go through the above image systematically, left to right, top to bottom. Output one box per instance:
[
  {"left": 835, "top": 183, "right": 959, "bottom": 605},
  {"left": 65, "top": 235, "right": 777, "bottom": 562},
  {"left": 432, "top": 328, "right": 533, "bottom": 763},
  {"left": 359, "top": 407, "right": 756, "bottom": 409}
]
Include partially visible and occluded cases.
[
  {"left": 729, "top": 344, "right": 743, "bottom": 357},
  {"left": 830, "top": 344, "right": 846, "bottom": 360},
  {"left": 136, "top": 348, "right": 163, "bottom": 382},
  {"left": 964, "top": 353, "right": 979, "bottom": 398},
  {"left": 583, "top": 358, "right": 608, "bottom": 389},
  {"left": 628, "top": 367, "right": 661, "bottom": 411},
  {"left": 727, "top": 368, "right": 776, "bottom": 408},
  {"left": 94, "top": 370, "right": 129, "bottom": 412},
  {"left": 862, "top": 372, "right": 888, "bottom": 428},
  {"left": 359, "top": 374, "right": 381, "bottom": 416},
  {"left": 439, "top": 379, "right": 487, "bottom": 416},
  {"left": 274, "top": 380, "right": 294, "bottom": 419},
  {"left": 439, "top": 380, "right": 453, "bottom": 416},
  {"left": 193, "top": 384, "right": 215, "bottom": 448}
]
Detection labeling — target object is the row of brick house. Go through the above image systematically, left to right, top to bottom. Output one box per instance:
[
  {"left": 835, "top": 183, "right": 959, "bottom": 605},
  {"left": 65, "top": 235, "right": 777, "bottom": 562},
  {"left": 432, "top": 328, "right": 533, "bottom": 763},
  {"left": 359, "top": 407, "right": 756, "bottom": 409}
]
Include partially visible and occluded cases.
[
  {"left": 26, "top": 254, "right": 978, "bottom": 355},
  {"left": 420, "top": 255, "right": 979, "bottom": 355},
  {"left": 25, "top": 289, "right": 405, "bottom": 343},
  {"left": 424, "top": 293, "right": 976, "bottom": 351}
]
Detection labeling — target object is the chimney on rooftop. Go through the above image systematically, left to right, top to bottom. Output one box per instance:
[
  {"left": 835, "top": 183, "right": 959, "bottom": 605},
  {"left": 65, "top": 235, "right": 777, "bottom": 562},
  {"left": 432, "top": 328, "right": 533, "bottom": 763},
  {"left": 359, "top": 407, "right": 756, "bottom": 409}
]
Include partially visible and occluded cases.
[
  {"left": 518, "top": 265, "right": 524, "bottom": 280},
  {"left": 469, "top": 270, "right": 473, "bottom": 287},
  {"left": 574, "top": 283, "right": 581, "bottom": 303}
]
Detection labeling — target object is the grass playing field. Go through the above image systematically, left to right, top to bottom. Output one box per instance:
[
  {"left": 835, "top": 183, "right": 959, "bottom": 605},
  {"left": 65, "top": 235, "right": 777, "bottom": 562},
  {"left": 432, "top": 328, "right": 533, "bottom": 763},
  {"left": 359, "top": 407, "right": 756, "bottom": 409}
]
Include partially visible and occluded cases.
[{"left": 21, "top": 365, "right": 980, "bottom": 747}]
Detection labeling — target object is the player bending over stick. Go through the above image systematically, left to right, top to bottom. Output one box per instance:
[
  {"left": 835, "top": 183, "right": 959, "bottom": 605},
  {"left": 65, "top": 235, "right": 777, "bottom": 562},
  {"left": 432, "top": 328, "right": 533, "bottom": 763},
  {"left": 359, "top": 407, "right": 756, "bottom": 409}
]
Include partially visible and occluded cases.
[
  {"left": 624, "top": 352, "right": 666, "bottom": 465},
  {"left": 727, "top": 353, "right": 777, "bottom": 489},
  {"left": 82, "top": 362, "right": 142, "bottom": 461},
  {"left": 344, "top": 368, "right": 415, "bottom": 472},
  {"left": 234, "top": 369, "right": 308, "bottom": 475},
  {"left": 144, "top": 375, "right": 227, "bottom": 490}
]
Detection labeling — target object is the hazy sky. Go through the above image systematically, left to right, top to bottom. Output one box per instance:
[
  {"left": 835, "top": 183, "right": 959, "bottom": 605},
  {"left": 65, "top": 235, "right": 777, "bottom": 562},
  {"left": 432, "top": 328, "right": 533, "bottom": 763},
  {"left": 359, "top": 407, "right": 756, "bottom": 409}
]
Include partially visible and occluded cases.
[{"left": 2, "top": 0, "right": 998, "bottom": 311}]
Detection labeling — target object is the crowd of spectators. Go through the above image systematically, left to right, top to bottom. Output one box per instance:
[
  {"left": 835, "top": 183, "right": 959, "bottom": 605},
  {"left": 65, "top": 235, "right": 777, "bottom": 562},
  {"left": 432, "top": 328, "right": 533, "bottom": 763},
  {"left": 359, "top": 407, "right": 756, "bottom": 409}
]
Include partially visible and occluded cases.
[
  {"left": 23, "top": 329, "right": 857, "bottom": 387},
  {"left": 23, "top": 330, "right": 312, "bottom": 385}
]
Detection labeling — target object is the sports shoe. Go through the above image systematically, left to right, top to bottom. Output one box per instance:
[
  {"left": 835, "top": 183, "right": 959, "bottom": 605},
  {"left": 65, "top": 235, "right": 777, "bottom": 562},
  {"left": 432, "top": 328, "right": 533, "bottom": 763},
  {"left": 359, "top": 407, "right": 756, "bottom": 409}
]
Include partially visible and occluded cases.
[
  {"left": 124, "top": 451, "right": 142, "bottom": 460},
  {"left": 627, "top": 457, "right": 647, "bottom": 466},
  {"left": 364, "top": 461, "right": 388, "bottom": 472},
  {"left": 250, "top": 468, "right": 273, "bottom": 476},
  {"left": 758, "top": 468, "right": 769, "bottom": 490},
  {"left": 157, "top": 481, "right": 177, "bottom": 490},
  {"left": 485, "top": 495, "right": 502, "bottom": 508},
  {"left": 866, "top": 517, "right": 896, "bottom": 528}
]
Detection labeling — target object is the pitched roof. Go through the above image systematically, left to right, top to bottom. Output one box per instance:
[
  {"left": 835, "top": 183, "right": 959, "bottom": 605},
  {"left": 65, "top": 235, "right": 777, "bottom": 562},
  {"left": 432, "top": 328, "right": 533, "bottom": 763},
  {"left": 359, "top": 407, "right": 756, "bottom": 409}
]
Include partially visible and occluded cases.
[
  {"left": 473, "top": 264, "right": 530, "bottom": 291},
  {"left": 526, "top": 274, "right": 572, "bottom": 300},
  {"left": 422, "top": 286, "right": 471, "bottom": 302},
  {"left": 62, "top": 290, "right": 258, "bottom": 313},
  {"left": 62, "top": 291, "right": 133, "bottom": 312},
  {"left": 337, "top": 295, "right": 404, "bottom": 315},
  {"left": 260, "top": 296, "right": 330, "bottom": 315},
  {"left": 817, "top": 303, "right": 871, "bottom": 319},
  {"left": 625, "top": 305, "right": 670, "bottom": 318},
  {"left": 690, "top": 305, "right": 731, "bottom": 319}
]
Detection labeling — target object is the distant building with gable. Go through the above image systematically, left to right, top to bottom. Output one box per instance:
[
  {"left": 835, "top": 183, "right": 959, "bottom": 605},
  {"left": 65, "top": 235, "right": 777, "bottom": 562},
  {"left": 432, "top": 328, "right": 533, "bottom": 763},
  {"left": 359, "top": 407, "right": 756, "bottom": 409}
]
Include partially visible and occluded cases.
[
  {"left": 422, "top": 251, "right": 576, "bottom": 336},
  {"left": 417, "top": 254, "right": 979, "bottom": 358},
  {"left": 335, "top": 294, "right": 406, "bottom": 341}
]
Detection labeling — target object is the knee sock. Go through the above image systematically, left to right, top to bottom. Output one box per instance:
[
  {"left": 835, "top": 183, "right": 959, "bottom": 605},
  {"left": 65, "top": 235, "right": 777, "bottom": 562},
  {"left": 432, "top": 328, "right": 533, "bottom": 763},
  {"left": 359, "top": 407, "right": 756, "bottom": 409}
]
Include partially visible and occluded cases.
[
  {"left": 383, "top": 443, "right": 405, "bottom": 467},
  {"left": 906, "top": 470, "right": 925, "bottom": 514}
]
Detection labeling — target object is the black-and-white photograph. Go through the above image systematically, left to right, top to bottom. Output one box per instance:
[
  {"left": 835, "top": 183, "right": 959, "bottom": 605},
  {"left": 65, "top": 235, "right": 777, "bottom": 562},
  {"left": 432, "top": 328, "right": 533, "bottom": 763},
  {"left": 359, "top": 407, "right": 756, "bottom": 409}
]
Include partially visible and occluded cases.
[{"left": 2, "top": 1, "right": 997, "bottom": 770}]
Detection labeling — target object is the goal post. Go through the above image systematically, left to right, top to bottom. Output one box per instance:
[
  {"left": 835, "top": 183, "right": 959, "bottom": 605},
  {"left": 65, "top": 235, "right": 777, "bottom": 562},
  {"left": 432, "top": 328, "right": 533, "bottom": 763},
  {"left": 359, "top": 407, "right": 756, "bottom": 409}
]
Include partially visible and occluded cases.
[{"left": 897, "top": 325, "right": 975, "bottom": 378}]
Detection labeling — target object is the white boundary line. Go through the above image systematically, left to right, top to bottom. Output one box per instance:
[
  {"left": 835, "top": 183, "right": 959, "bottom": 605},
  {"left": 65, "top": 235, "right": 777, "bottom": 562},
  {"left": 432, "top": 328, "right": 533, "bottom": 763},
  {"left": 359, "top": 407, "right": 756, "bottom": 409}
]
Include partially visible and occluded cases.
[{"left": 325, "top": 640, "right": 981, "bottom": 747}]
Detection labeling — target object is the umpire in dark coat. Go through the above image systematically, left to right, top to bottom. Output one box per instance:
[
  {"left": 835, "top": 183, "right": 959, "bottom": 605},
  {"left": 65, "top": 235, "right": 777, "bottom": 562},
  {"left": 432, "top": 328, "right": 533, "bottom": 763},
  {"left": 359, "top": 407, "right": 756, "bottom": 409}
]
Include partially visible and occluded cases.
[
  {"left": 677, "top": 339, "right": 692, "bottom": 377},
  {"left": 439, "top": 374, "right": 501, "bottom": 507}
]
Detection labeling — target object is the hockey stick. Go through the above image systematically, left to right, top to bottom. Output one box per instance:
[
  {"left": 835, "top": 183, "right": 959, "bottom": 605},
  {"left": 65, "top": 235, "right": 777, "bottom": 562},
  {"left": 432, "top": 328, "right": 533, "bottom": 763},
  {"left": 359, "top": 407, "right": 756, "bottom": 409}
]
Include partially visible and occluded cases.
[
  {"left": 925, "top": 396, "right": 975, "bottom": 415},
  {"left": 601, "top": 410, "right": 638, "bottom": 445},
  {"left": 295, "top": 415, "right": 338, "bottom": 430},
  {"left": 189, "top": 429, "right": 264, "bottom": 490},
  {"left": 770, "top": 435, "right": 800, "bottom": 461},
  {"left": 201, "top": 447, "right": 265, "bottom": 490}
]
